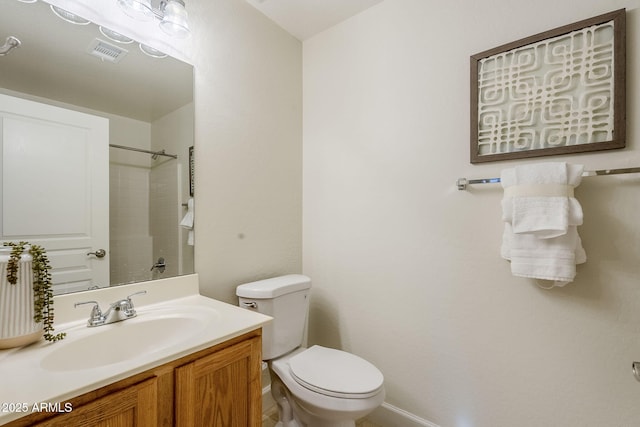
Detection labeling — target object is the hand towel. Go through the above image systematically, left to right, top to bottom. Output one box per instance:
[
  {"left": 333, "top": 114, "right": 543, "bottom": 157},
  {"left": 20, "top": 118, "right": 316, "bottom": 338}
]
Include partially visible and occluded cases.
[
  {"left": 500, "top": 162, "right": 586, "bottom": 287},
  {"left": 501, "top": 162, "right": 584, "bottom": 238}
]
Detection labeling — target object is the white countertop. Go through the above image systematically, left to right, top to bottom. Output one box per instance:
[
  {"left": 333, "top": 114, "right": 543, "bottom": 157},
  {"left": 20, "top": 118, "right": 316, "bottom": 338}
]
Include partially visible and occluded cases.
[{"left": 0, "top": 274, "right": 271, "bottom": 425}]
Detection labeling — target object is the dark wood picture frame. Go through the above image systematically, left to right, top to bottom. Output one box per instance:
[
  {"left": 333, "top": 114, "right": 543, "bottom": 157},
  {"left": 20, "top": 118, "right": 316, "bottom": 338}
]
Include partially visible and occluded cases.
[
  {"left": 470, "top": 9, "right": 626, "bottom": 163},
  {"left": 188, "top": 145, "right": 194, "bottom": 197}
]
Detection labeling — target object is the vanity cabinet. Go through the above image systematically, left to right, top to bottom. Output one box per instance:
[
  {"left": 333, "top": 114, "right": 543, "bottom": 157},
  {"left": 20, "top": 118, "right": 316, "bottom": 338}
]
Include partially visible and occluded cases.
[
  {"left": 4, "top": 330, "right": 262, "bottom": 427},
  {"left": 175, "top": 336, "right": 262, "bottom": 426},
  {"left": 31, "top": 378, "right": 158, "bottom": 427}
]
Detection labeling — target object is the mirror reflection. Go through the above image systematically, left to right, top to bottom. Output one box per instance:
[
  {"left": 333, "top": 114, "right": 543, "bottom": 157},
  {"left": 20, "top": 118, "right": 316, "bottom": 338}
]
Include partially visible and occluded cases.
[{"left": 0, "top": 0, "right": 195, "bottom": 295}]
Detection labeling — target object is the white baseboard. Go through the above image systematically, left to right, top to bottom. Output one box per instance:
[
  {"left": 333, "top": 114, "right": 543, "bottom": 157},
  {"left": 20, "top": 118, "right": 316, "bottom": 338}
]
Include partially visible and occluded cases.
[
  {"left": 262, "top": 382, "right": 439, "bottom": 427},
  {"left": 367, "top": 402, "right": 440, "bottom": 427}
]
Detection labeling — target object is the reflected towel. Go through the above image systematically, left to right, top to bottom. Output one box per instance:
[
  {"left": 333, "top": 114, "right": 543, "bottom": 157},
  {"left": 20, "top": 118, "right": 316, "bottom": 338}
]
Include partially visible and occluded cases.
[
  {"left": 180, "top": 198, "right": 194, "bottom": 229},
  {"left": 180, "top": 198, "right": 194, "bottom": 247}
]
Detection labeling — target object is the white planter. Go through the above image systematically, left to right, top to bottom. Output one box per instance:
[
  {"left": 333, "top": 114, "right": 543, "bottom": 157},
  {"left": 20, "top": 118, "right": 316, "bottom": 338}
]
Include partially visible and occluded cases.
[{"left": 0, "top": 248, "right": 43, "bottom": 349}]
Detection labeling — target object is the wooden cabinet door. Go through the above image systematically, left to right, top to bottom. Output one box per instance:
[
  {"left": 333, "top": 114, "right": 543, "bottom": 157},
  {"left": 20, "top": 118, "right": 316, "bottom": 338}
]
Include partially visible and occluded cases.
[
  {"left": 175, "top": 337, "right": 262, "bottom": 427},
  {"left": 32, "top": 378, "right": 157, "bottom": 427}
]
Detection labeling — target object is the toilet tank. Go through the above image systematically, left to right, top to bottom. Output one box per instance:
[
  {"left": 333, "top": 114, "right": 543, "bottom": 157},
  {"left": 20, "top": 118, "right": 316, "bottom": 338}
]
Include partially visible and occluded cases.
[{"left": 236, "top": 274, "right": 311, "bottom": 360}]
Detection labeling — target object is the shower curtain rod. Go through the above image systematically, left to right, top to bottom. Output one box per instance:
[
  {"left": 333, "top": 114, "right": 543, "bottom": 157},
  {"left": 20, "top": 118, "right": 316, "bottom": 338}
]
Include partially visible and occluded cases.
[
  {"left": 109, "top": 144, "right": 178, "bottom": 159},
  {"left": 456, "top": 166, "right": 640, "bottom": 190}
]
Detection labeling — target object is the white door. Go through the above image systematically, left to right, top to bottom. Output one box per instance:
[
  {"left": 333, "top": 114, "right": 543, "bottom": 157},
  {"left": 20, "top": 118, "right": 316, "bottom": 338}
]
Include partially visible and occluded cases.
[{"left": 0, "top": 93, "right": 109, "bottom": 294}]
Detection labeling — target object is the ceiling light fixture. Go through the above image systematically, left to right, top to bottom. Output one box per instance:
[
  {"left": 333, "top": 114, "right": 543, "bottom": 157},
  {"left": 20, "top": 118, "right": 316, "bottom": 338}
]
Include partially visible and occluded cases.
[
  {"left": 117, "top": 0, "right": 191, "bottom": 39},
  {"left": 50, "top": 5, "right": 91, "bottom": 25},
  {"left": 99, "top": 26, "right": 134, "bottom": 44},
  {"left": 139, "top": 43, "right": 168, "bottom": 58}
]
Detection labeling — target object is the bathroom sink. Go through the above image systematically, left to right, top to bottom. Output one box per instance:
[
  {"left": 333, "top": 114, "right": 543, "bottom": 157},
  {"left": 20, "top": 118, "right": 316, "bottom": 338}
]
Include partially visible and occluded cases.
[
  {"left": 0, "top": 279, "right": 273, "bottom": 427},
  {"left": 40, "top": 307, "right": 219, "bottom": 372}
]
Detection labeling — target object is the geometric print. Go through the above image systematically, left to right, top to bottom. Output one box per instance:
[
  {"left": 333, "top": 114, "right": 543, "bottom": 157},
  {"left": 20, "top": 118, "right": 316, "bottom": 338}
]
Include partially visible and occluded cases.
[{"left": 477, "top": 20, "right": 615, "bottom": 156}]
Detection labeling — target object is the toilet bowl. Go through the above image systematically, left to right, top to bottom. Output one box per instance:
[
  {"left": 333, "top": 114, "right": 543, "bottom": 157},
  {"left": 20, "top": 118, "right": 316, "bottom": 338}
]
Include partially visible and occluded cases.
[
  {"left": 236, "top": 275, "right": 385, "bottom": 427},
  {"left": 270, "top": 346, "right": 385, "bottom": 427}
]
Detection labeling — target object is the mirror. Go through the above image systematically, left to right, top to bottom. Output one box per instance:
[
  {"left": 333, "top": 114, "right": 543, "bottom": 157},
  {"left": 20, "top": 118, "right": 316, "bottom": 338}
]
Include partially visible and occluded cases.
[{"left": 0, "top": 0, "right": 194, "bottom": 295}]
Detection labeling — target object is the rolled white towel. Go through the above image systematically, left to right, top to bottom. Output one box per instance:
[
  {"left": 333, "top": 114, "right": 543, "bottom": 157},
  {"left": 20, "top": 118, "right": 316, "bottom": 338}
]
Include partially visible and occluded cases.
[{"left": 501, "top": 162, "right": 583, "bottom": 238}]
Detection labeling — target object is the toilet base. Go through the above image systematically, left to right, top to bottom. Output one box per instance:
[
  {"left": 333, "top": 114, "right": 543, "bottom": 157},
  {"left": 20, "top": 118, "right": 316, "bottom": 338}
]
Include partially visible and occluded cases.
[
  {"left": 270, "top": 371, "right": 359, "bottom": 427},
  {"left": 274, "top": 420, "right": 355, "bottom": 427}
]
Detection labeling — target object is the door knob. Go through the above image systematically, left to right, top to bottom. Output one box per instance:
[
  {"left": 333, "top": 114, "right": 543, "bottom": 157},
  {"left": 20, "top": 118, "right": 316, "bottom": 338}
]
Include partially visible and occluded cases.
[{"left": 87, "top": 249, "right": 106, "bottom": 258}]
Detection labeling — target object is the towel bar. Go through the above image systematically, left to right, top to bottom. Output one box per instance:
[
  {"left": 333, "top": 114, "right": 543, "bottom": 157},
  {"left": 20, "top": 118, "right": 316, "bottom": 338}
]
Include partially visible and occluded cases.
[{"left": 457, "top": 166, "right": 640, "bottom": 190}]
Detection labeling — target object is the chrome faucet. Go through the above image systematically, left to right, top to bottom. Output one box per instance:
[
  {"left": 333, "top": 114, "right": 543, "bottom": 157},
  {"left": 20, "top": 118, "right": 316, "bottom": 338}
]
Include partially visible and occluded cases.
[{"left": 75, "top": 291, "right": 147, "bottom": 327}]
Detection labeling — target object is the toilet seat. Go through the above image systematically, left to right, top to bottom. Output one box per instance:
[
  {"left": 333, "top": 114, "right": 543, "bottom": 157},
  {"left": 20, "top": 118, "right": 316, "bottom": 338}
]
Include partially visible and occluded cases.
[{"left": 288, "top": 345, "right": 384, "bottom": 399}]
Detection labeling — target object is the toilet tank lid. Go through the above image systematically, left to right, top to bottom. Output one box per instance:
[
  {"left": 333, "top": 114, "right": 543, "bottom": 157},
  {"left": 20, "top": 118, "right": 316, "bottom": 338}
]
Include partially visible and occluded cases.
[{"left": 236, "top": 274, "right": 311, "bottom": 299}]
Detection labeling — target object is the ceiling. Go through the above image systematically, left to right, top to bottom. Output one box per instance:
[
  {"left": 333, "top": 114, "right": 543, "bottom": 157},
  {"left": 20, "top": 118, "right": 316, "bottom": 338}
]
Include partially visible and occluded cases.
[
  {"left": 0, "top": 0, "right": 192, "bottom": 123},
  {"left": 1, "top": 0, "right": 378, "bottom": 123},
  {"left": 245, "top": 0, "right": 384, "bottom": 40}
]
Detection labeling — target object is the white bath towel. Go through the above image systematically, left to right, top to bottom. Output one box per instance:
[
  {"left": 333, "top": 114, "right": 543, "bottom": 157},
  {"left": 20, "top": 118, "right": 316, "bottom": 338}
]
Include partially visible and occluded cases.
[
  {"left": 500, "top": 162, "right": 586, "bottom": 287},
  {"left": 501, "top": 223, "right": 586, "bottom": 286}
]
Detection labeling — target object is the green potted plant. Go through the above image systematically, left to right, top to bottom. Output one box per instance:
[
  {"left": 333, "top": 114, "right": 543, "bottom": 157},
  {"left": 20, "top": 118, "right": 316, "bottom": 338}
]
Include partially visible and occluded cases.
[{"left": 0, "top": 241, "right": 65, "bottom": 349}]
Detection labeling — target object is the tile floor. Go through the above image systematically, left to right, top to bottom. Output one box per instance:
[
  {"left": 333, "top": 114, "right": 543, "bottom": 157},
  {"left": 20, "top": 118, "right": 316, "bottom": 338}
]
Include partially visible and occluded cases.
[{"left": 262, "top": 406, "right": 382, "bottom": 427}]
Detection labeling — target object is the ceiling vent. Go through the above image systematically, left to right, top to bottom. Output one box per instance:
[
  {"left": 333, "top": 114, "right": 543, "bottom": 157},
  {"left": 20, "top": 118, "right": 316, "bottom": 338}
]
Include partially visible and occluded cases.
[{"left": 87, "top": 39, "right": 128, "bottom": 63}]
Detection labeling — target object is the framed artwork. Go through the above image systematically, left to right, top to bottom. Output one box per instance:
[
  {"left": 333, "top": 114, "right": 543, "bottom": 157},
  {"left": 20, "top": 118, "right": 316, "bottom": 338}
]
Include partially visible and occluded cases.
[
  {"left": 470, "top": 9, "right": 626, "bottom": 163},
  {"left": 189, "top": 146, "right": 194, "bottom": 197}
]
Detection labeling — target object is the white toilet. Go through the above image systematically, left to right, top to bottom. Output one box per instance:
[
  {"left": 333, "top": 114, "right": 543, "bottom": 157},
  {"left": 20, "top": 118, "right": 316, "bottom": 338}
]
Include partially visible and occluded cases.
[{"left": 236, "top": 274, "right": 385, "bottom": 427}]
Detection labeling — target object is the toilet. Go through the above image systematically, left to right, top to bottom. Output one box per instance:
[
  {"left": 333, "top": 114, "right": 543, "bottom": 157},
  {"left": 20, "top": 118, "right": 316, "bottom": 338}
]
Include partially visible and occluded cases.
[{"left": 236, "top": 274, "right": 385, "bottom": 427}]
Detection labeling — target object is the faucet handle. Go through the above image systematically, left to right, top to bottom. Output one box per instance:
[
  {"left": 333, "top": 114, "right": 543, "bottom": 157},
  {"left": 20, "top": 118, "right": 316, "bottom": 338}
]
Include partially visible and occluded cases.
[
  {"left": 120, "top": 290, "right": 147, "bottom": 316},
  {"left": 127, "top": 290, "right": 147, "bottom": 303},
  {"left": 74, "top": 300, "right": 106, "bottom": 326},
  {"left": 74, "top": 300, "right": 102, "bottom": 315}
]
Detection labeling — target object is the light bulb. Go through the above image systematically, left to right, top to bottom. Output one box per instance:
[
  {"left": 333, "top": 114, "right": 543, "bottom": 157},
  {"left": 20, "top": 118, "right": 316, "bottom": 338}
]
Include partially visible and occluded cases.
[
  {"left": 117, "top": 0, "right": 154, "bottom": 22},
  {"left": 159, "top": 0, "right": 190, "bottom": 38}
]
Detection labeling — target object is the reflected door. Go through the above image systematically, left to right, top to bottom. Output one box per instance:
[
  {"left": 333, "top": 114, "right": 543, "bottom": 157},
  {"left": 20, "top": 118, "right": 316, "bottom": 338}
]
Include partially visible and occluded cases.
[{"left": 0, "top": 93, "right": 109, "bottom": 293}]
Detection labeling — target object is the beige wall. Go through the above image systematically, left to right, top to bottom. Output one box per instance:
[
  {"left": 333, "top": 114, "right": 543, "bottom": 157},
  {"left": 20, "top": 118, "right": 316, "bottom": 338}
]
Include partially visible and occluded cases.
[
  {"left": 178, "top": 0, "right": 640, "bottom": 424},
  {"left": 188, "top": 0, "right": 303, "bottom": 303},
  {"left": 303, "top": 0, "right": 640, "bottom": 426},
  {"left": 151, "top": 103, "right": 195, "bottom": 276}
]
